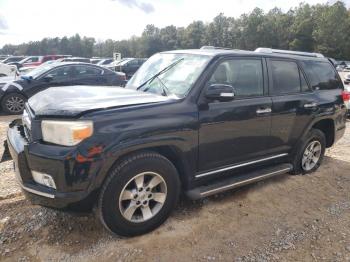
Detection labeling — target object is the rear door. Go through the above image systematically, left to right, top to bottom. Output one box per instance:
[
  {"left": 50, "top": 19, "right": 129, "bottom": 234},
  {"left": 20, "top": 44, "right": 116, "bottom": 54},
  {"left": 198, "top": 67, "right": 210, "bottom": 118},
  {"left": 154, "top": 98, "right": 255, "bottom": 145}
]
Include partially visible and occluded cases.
[
  {"left": 198, "top": 57, "right": 273, "bottom": 172},
  {"left": 266, "top": 59, "right": 319, "bottom": 155}
]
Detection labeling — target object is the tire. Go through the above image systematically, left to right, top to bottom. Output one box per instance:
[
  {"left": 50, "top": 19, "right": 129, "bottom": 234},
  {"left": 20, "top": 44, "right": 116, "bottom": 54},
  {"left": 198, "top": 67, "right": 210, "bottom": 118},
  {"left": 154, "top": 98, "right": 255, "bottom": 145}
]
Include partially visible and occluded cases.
[
  {"left": 0, "top": 74, "right": 6, "bottom": 77},
  {"left": 1, "top": 93, "right": 26, "bottom": 114},
  {"left": 291, "top": 128, "right": 326, "bottom": 175},
  {"left": 97, "top": 151, "right": 180, "bottom": 236}
]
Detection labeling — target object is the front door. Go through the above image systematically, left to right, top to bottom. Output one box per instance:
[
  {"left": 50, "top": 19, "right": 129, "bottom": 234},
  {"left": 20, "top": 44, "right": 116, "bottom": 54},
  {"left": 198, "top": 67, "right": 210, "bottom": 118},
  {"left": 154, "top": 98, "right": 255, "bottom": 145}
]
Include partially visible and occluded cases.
[
  {"left": 198, "top": 57, "right": 272, "bottom": 172},
  {"left": 27, "top": 65, "right": 74, "bottom": 97}
]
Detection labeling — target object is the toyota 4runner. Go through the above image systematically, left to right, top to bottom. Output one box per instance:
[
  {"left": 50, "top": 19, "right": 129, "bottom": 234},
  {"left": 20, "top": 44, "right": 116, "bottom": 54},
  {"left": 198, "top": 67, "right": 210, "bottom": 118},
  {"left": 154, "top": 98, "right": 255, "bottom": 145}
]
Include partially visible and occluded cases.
[{"left": 7, "top": 47, "right": 348, "bottom": 236}]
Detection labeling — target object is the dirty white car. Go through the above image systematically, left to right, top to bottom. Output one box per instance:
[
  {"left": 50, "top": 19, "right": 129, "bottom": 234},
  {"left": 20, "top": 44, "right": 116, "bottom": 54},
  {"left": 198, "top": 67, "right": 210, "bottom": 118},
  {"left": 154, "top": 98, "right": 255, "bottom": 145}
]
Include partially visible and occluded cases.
[{"left": 0, "top": 63, "right": 18, "bottom": 77}]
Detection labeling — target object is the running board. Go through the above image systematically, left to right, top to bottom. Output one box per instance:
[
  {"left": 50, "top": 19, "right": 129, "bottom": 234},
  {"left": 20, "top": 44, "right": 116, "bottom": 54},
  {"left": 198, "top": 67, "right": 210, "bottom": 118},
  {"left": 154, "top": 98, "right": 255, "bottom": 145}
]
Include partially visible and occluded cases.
[{"left": 186, "top": 163, "right": 293, "bottom": 200}]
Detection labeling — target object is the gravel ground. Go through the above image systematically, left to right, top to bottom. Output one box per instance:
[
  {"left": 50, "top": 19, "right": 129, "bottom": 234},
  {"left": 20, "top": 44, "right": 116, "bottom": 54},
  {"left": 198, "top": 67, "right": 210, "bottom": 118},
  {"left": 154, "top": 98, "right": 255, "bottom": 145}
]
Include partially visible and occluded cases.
[{"left": 0, "top": 105, "right": 350, "bottom": 261}]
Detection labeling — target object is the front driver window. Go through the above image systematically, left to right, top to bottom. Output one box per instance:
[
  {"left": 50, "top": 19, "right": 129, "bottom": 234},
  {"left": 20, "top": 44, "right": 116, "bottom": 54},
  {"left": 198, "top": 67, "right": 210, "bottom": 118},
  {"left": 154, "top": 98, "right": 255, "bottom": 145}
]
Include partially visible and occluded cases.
[
  {"left": 209, "top": 59, "right": 264, "bottom": 97},
  {"left": 42, "top": 66, "right": 74, "bottom": 80}
]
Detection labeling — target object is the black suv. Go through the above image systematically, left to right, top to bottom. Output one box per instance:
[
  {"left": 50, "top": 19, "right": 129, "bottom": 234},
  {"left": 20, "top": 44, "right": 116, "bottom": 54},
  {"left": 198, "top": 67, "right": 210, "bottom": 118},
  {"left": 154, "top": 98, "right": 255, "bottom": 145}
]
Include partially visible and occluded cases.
[{"left": 7, "top": 48, "right": 347, "bottom": 236}]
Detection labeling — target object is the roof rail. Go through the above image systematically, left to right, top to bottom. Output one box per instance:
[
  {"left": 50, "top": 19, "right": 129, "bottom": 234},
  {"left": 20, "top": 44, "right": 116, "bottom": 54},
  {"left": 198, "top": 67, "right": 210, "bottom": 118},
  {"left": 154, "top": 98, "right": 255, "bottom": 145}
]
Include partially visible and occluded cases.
[
  {"left": 200, "top": 46, "right": 233, "bottom": 51},
  {"left": 255, "top": 48, "right": 324, "bottom": 58}
]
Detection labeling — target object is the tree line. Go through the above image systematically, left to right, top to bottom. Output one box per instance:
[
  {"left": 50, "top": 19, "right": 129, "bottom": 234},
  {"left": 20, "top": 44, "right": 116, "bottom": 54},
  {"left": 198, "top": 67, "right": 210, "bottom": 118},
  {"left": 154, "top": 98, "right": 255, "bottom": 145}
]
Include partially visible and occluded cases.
[{"left": 1, "top": 1, "right": 350, "bottom": 60}]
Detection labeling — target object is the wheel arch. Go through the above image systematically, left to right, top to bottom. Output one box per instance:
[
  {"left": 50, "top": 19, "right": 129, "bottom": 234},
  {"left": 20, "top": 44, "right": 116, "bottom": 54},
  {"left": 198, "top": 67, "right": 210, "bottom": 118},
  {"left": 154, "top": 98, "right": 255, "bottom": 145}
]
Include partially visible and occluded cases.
[
  {"left": 311, "top": 119, "right": 335, "bottom": 148},
  {"left": 94, "top": 143, "right": 193, "bottom": 194}
]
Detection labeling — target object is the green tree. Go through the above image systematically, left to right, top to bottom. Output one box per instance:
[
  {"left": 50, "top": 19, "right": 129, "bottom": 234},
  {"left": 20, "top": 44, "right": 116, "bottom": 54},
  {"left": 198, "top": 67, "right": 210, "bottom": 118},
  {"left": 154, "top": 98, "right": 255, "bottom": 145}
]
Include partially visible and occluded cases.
[
  {"left": 1, "top": 1, "right": 350, "bottom": 60},
  {"left": 312, "top": 1, "right": 350, "bottom": 58}
]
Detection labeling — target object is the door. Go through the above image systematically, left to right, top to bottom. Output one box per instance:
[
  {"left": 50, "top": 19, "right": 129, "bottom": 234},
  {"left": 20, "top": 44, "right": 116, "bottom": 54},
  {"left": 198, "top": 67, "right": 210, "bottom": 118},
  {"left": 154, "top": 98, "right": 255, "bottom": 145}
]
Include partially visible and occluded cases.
[
  {"left": 198, "top": 57, "right": 272, "bottom": 172},
  {"left": 266, "top": 59, "right": 318, "bottom": 155},
  {"left": 26, "top": 65, "right": 75, "bottom": 97}
]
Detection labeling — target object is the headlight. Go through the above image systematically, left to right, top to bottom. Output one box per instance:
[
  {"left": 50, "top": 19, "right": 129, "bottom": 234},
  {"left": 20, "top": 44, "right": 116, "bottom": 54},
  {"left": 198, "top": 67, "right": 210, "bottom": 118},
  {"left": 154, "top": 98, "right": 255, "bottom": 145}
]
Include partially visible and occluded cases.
[{"left": 41, "top": 120, "right": 93, "bottom": 146}]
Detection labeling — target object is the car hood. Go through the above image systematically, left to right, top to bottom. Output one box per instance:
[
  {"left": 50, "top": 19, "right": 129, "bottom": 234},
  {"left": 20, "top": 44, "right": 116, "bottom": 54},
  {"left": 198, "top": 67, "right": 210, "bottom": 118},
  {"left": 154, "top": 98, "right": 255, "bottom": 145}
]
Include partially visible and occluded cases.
[{"left": 28, "top": 85, "right": 172, "bottom": 117}]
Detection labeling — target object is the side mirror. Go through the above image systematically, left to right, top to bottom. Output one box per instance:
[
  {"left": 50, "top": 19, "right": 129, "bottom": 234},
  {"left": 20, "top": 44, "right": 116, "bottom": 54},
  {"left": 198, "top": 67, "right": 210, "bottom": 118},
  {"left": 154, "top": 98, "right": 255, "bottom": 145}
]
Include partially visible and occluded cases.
[
  {"left": 43, "top": 75, "right": 53, "bottom": 82},
  {"left": 205, "top": 84, "right": 235, "bottom": 102}
]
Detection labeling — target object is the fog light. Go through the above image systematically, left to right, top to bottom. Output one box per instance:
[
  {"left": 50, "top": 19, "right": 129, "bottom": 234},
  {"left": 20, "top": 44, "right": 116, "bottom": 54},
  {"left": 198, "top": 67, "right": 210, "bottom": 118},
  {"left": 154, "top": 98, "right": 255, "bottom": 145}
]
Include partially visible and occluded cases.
[{"left": 31, "top": 170, "right": 56, "bottom": 189}]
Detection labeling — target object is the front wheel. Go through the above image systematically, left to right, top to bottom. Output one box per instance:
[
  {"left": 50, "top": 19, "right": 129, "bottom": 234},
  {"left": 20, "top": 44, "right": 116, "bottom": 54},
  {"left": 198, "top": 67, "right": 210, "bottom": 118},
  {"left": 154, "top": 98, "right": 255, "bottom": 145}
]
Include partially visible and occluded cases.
[
  {"left": 1, "top": 93, "right": 26, "bottom": 114},
  {"left": 291, "top": 129, "right": 326, "bottom": 175},
  {"left": 97, "top": 151, "right": 180, "bottom": 236}
]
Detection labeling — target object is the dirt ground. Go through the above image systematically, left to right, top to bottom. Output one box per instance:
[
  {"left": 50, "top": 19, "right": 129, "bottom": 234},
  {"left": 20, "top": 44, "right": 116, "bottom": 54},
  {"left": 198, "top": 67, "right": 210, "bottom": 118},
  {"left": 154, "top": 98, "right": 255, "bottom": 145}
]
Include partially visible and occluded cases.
[{"left": 1, "top": 96, "right": 350, "bottom": 260}]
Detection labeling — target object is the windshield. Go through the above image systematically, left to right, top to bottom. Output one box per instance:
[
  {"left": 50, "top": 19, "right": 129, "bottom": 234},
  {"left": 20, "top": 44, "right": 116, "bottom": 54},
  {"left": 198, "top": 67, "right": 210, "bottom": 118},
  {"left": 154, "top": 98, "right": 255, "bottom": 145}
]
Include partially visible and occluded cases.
[
  {"left": 126, "top": 53, "right": 210, "bottom": 98},
  {"left": 19, "top": 56, "right": 41, "bottom": 64},
  {"left": 18, "top": 57, "right": 31, "bottom": 63},
  {"left": 118, "top": 59, "right": 133, "bottom": 66},
  {"left": 23, "top": 63, "right": 56, "bottom": 79}
]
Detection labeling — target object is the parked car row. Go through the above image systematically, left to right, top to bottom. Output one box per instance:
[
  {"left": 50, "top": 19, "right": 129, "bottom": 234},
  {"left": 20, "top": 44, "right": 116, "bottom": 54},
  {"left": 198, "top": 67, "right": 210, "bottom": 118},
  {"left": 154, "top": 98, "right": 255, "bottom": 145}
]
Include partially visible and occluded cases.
[
  {"left": 0, "top": 53, "right": 179, "bottom": 117},
  {"left": 1, "top": 55, "right": 147, "bottom": 79},
  {"left": 4, "top": 55, "right": 71, "bottom": 69},
  {"left": 105, "top": 58, "right": 147, "bottom": 79},
  {"left": 0, "top": 62, "right": 127, "bottom": 114}
]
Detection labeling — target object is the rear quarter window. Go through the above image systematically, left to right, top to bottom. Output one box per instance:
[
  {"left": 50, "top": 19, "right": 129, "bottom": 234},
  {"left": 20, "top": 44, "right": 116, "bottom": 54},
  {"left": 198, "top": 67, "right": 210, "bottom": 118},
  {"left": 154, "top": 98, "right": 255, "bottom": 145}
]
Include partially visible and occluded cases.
[{"left": 302, "top": 61, "right": 342, "bottom": 90}]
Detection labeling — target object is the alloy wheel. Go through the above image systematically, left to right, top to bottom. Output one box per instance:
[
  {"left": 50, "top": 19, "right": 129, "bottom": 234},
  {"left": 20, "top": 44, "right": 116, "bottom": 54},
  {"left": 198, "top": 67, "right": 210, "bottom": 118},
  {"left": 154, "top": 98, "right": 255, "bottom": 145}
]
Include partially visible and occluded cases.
[
  {"left": 6, "top": 95, "right": 25, "bottom": 113},
  {"left": 302, "top": 140, "right": 322, "bottom": 171},
  {"left": 119, "top": 172, "right": 167, "bottom": 223}
]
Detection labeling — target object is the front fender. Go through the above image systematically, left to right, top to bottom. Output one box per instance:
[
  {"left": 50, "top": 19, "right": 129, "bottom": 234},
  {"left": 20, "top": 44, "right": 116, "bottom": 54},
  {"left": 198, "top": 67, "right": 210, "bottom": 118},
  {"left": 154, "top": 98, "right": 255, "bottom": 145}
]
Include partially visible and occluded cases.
[{"left": 91, "top": 136, "right": 195, "bottom": 191}]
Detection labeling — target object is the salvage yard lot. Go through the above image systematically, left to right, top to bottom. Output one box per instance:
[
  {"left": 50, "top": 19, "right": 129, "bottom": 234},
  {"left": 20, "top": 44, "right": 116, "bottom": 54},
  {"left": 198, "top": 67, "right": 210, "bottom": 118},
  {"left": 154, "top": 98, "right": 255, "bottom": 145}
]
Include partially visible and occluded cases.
[{"left": 0, "top": 70, "right": 349, "bottom": 261}]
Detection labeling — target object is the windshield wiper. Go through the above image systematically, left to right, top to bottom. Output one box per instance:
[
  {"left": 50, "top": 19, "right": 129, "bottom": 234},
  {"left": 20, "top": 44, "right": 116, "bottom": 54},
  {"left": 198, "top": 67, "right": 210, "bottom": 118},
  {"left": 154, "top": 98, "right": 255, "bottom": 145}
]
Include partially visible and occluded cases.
[
  {"left": 136, "top": 58, "right": 184, "bottom": 91},
  {"left": 143, "top": 76, "right": 171, "bottom": 96}
]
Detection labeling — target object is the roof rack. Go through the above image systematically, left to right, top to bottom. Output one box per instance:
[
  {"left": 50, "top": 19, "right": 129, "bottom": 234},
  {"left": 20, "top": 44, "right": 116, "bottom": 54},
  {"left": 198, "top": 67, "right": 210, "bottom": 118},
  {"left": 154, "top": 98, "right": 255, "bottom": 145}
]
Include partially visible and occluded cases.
[{"left": 255, "top": 48, "right": 324, "bottom": 58}]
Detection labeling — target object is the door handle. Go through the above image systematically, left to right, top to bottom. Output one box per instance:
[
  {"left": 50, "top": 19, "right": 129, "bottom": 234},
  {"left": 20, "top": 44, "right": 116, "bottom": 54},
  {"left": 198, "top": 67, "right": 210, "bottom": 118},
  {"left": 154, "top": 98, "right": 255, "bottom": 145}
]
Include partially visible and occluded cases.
[
  {"left": 304, "top": 102, "right": 318, "bottom": 109},
  {"left": 256, "top": 108, "right": 272, "bottom": 114}
]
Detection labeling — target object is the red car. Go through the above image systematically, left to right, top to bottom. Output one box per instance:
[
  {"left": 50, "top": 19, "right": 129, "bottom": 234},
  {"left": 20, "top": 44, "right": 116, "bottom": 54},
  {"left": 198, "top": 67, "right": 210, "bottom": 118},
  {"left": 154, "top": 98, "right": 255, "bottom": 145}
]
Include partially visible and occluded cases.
[
  {"left": 8, "top": 55, "right": 70, "bottom": 69},
  {"left": 22, "top": 55, "right": 69, "bottom": 67}
]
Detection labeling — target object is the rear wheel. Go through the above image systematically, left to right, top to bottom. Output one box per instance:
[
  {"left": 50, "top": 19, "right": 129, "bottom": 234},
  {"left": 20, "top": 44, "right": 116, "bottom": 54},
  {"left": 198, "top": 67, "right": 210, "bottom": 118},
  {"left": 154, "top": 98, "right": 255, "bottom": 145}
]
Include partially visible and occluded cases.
[
  {"left": 1, "top": 93, "right": 26, "bottom": 114},
  {"left": 291, "top": 128, "right": 326, "bottom": 175},
  {"left": 97, "top": 151, "right": 180, "bottom": 236}
]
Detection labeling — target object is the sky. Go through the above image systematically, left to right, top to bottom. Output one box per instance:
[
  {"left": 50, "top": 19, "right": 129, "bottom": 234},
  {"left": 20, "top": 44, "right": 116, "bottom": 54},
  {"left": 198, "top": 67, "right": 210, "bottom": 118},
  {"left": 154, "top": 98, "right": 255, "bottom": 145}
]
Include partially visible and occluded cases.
[{"left": 0, "top": 0, "right": 349, "bottom": 48}]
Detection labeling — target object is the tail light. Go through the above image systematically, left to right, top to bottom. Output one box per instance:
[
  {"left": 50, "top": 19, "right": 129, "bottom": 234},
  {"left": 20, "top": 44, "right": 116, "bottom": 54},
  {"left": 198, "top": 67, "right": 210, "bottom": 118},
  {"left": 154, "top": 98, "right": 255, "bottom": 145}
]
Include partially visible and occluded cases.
[{"left": 342, "top": 90, "right": 350, "bottom": 102}]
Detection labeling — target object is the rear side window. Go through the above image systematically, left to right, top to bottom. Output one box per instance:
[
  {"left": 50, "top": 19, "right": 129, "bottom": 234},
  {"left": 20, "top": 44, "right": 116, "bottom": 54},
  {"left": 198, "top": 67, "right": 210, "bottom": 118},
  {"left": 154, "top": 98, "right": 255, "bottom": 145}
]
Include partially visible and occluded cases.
[
  {"left": 26, "top": 57, "right": 39, "bottom": 63},
  {"left": 270, "top": 60, "right": 302, "bottom": 95},
  {"left": 302, "top": 61, "right": 342, "bottom": 90},
  {"left": 74, "top": 65, "right": 103, "bottom": 76}
]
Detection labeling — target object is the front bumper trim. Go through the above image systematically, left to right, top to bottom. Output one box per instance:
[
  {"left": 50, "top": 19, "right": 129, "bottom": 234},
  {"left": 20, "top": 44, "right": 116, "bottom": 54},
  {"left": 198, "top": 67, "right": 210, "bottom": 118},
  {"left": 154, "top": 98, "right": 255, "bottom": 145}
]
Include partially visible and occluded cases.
[{"left": 21, "top": 184, "right": 55, "bottom": 199}]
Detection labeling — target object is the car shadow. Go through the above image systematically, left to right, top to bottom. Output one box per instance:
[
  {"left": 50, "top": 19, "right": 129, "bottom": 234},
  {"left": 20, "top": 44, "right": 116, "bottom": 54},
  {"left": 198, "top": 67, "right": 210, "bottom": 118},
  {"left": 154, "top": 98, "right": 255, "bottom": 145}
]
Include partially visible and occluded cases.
[{"left": 1, "top": 140, "right": 11, "bottom": 162}]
